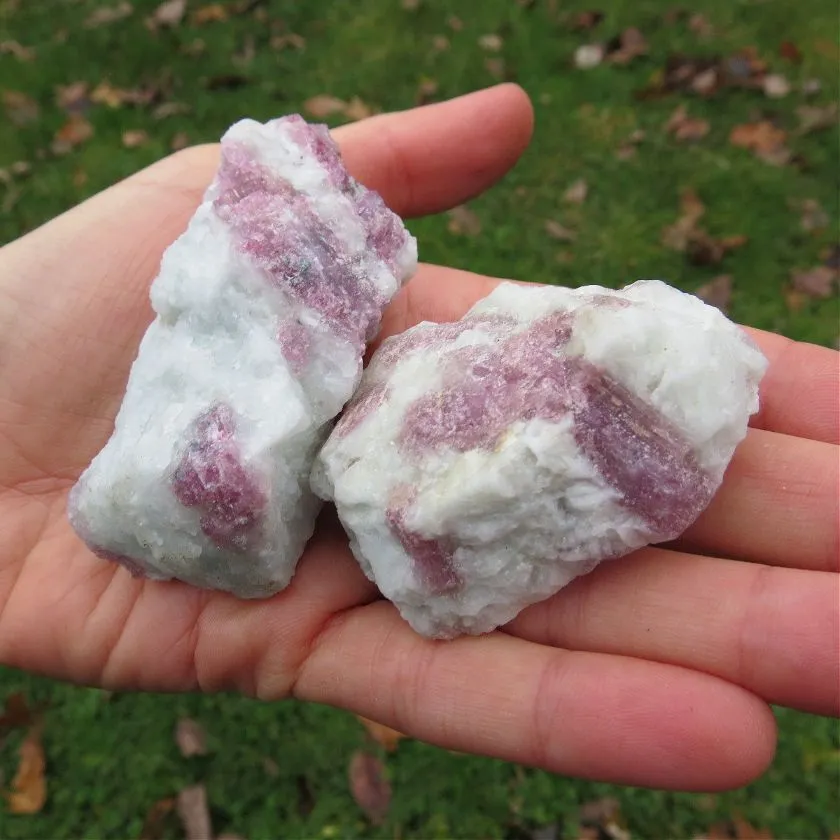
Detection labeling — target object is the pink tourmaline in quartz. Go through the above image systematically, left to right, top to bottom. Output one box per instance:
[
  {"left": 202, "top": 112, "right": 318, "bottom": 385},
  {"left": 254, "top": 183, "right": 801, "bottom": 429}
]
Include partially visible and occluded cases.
[
  {"left": 68, "top": 115, "right": 417, "bottom": 597},
  {"left": 312, "top": 279, "right": 768, "bottom": 638}
]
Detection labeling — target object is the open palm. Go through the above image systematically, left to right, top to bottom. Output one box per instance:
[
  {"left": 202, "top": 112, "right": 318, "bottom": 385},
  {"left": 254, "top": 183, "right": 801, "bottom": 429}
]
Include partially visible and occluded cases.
[{"left": 0, "top": 85, "right": 836, "bottom": 793}]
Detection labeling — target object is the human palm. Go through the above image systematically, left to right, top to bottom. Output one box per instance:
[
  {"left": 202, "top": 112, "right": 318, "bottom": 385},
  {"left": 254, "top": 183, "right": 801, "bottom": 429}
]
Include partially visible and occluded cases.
[{"left": 0, "top": 85, "right": 836, "bottom": 792}]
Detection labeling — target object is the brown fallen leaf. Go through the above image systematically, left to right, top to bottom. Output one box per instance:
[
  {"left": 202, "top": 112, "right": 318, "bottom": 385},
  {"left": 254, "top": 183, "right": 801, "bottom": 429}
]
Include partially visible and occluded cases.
[
  {"left": 149, "top": 0, "right": 186, "bottom": 28},
  {"left": 401, "top": 0, "right": 421, "bottom": 8},
  {"left": 85, "top": 1, "right": 133, "bottom": 28},
  {"left": 192, "top": 3, "right": 228, "bottom": 24},
  {"left": 570, "top": 10, "right": 604, "bottom": 31},
  {"left": 688, "top": 13, "right": 714, "bottom": 37},
  {"left": 447, "top": 15, "right": 463, "bottom": 31},
  {"left": 608, "top": 27, "right": 648, "bottom": 64},
  {"left": 270, "top": 32, "right": 306, "bottom": 51},
  {"left": 478, "top": 33, "right": 503, "bottom": 51},
  {"left": 233, "top": 34, "right": 256, "bottom": 67},
  {"left": 431, "top": 34, "right": 450, "bottom": 52},
  {"left": 0, "top": 40, "right": 35, "bottom": 61},
  {"left": 779, "top": 40, "right": 802, "bottom": 63},
  {"left": 574, "top": 43, "right": 604, "bottom": 69},
  {"left": 485, "top": 57, "right": 507, "bottom": 81},
  {"left": 762, "top": 73, "right": 791, "bottom": 99},
  {"left": 415, "top": 77, "right": 439, "bottom": 105},
  {"left": 55, "top": 81, "right": 90, "bottom": 114},
  {"left": 2, "top": 90, "right": 39, "bottom": 126},
  {"left": 304, "top": 94, "right": 347, "bottom": 119},
  {"left": 343, "top": 97, "right": 373, "bottom": 122},
  {"left": 153, "top": 101, "right": 191, "bottom": 119},
  {"left": 796, "top": 103, "right": 839, "bottom": 134},
  {"left": 664, "top": 105, "right": 710, "bottom": 142},
  {"left": 52, "top": 115, "right": 95, "bottom": 155},
  {"left": 729, "top": 121, "right": 791, "bottom": 166},
  {"left": 615, "top": 128, "right": 645, "bottom": 160},
  {"left": 122, "top": 129, "right": 149, "bottom": 149},
  {"left": 171, "top": 131, "right": 190, "bottom": 151},
  {"left": 73, "top": 168, "right": 88, "bottom": 188},
  {"left": 563, "top": 178, "right": 589, "bottom": 204},
  {"left": 661, "top": 187, "right": 706, "bottom": 251},
  {"left": 797, "top": 198, "right": 829, "bottom": 233},
  {"left": 447, "top": 205, "right": 482, "bottom": 236},
  {"left": 544, "top": 220, "right": 577, "bottom": 241},
  {"left": 791, "top": 266, "right": 838, "bottom": 299},
  {"left": 695, "top": 275, "right": 733, "bottom": 312},
  {"left": 0, "top": 693, "right": 36, "bottom": 731},
  {"left": 356, "top": 715, "right": 407, "bottom": 752},
  {"left": 175, "top": 717, "right": 207, "bottom": 757},
  {"left": 6, "top": 723, "right": 46, "bottom": 814},
  {"left": 348, "top": 751, "right": 391, "bottom": 826},
  {"left": 177, "top": 784, "right": 213, "bottom": 840},
  {"left": 140, "top": 796, "right": 176, "bottom": 840},
  {"left": 579, "top": 796, "right": 630, "bottom": 840},
  {"left": 701, "top": 816, "right": 773, "bottom": 840}
]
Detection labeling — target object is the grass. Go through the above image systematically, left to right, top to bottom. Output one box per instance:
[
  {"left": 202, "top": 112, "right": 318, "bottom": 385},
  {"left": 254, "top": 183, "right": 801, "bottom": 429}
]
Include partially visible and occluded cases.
[{"left": 0, "top": 0, "right": 838, "bottom": 837}]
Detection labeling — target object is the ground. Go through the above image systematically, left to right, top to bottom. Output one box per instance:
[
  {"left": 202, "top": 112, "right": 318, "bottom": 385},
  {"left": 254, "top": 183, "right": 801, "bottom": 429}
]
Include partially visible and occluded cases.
[{"left": 0, "top": 0, "right": 838, "bottom": 837}]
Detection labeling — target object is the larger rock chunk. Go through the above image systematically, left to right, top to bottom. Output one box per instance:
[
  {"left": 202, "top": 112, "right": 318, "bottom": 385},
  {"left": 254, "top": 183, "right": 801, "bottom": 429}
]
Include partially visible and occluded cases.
[
  {"left": 69, "top": 115, "right": 417, "bottom": 596},
  {"left": 312, "top": 280, "right": 767, "bottom": 638}
]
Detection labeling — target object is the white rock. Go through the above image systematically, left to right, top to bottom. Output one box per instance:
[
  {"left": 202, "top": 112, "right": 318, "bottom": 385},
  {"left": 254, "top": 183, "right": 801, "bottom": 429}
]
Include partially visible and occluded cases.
[
  {"left": 68, "top": 115, "right": 417, "bottom": 596},
  {"left": 312, "top": 280, "right": 767, "bottom": 638}
]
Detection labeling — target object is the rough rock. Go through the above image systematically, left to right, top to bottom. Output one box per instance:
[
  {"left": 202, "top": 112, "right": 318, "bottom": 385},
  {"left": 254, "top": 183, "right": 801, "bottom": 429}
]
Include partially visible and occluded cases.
[
  {"left": 69, "top": 115, "right": 417, "bottom": 596},
  {"left": 312, "top": 280, "right": 767, "bottom": 638}
]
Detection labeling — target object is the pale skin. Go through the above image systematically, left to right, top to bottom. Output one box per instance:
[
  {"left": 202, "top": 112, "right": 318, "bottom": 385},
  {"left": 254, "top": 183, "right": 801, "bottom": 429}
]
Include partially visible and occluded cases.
[{"left": 0, "top": 84, "right": 837, "bottom": 792}]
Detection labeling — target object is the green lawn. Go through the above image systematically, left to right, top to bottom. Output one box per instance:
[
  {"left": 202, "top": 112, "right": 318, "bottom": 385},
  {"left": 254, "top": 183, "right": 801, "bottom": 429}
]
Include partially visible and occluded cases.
[{"left": 1, "top": 0, "right": 838, "bottom": 837}]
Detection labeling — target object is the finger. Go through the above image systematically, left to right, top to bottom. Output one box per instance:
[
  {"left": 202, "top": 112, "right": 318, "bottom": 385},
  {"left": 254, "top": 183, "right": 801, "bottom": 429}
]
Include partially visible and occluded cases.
[
  {"left": 380, "top": 265, "right": 840, "bottom": 443},
  {"left": 674, "top": 428, "right": 839, "bottom": 572},
  {"left": 505, "top": 548, "right": 839, "bottom": 717},
  {"left": 292, "top": 602, "right": 775, "bottom": 791}
]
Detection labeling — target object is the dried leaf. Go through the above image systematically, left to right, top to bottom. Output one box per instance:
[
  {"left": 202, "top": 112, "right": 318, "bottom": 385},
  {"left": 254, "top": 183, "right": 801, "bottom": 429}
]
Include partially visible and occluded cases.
[
  {"left": 150, "top": 0, "right": 186, "bottom": 28},
  {"left": 401, "top": 0, "right": 421, "bottom": 8},
  {"left": 85, "top": 1, "right": 133, "bottom": 27},
  {"left": 192, "top": 3, "right": 228, "bottom": 23},
  {"left": 571, "top": 10, "right": 604, "bottom": 31},
  {"left": 688, "top": 13, "right": 714, "bottom": 37},
  {"left": 447, "top": 15, "right": 463, "bottom": 31},
  {"left": 608, "top": 27, "right": 648, "bottom": 65},
  {"left": 270, "top": 33, "right": 305, "bottom": 51},
  {"left": 478, "top": 33, "right": 503, "bottom": 52},
  {"left": 233, "top": 34, "right": 256, "bottom": 67},
  {"left": 431, "top": 34, "right": 450, "bottom": 52},
  {"left": 0, "top": 40, "right": 35, "bottom": 61},
  {"left": 779, "top": 41, "right": 802, "bottom": 63},
  {"left": 574, "top": 43, "right": 604, "bottom": 69},
  {"left": 485, "top": 57, "right": 507, "bottom": 80},
  {"left": 762, "top": 74, "right": 791, "bottom": 99},
  {"left": 415, "top": 78, "right": 439, "bottom": 105},
  {"left": 56, "top": 81, "right": 90, "bottom": 114},
  {"left": 90, "top": 81, "right": 156, "bottom": 108},
  {"left": 2, "top": 90, "right": 39, "bottom": 126},
  {"left": 304, "top": 94, "right": 347, "bottom": 119},
  {"left": 343, "top": 97, "right": 373, "bottom": 122},
  {"left": 153, "top": 101, "right": 191, "bottom": 119},
  {"left": 796, "top": 103, "right": 839, "bottom": 134},
  {"left": 664, "top": 105, "right": 709, "bottom": 142},
  {"left": 52, "top": 115, "right": 94, "bottom": 155},
  {"left": 729, "top": 121, "right": 791, "bottom": 166},
  {"left": 122, "top": 129, "right": 149, "bottom": 148},
  {"left": 171, "top": 131, "right": 190, "bottom": 151},
  {"left": 10, "top": 161, "right": 32, "bottom": 178},
  {"left": 73, "top": 168, "right": 88, "bottom": 188},
  {"left": 563, "top": 178, "right": 589, "bottom": 204},
  {"left": 662, "top": 188, "right": 705, "bottom": 251},
  {"left": 798, "top": 199, "right": 829, "bottom": 232},
  {"left": 447, "top": 205, "right": 482, "bottom": 236},
  {"left": 544, "top": 220, "right": 577, "bottom": 241},
  {"left": 791, "top": 266, "right": 838, "bottom": 299},
  {"left": 695, "top": 275, "right": 732, "bottom": 312},
  {"left": 0, "top": 693, "right": 35, "bottom": 731},
  {"left": 356, "top": 716, "right": 406, "bottom": 752},
  {"left": 175, "top": 718, "right": 207, "bottom": 757},
  {"left": 5, "top": 724, "right": 46, "bottom": 814},
  {"left": 348, "top": 751, "right": 391, "bottom": 826},
  {"left": 177, "top": 784, "right": 213, "bottom": 840},
  {"left": 140, "top": 796, "right": 176, "bottom": 840}
]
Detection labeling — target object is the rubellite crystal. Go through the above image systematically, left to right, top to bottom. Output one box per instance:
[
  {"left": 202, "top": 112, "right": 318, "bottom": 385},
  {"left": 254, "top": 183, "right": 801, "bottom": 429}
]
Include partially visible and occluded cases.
[
  {"left": 68, "top": 115, "right": 417, "bottom": 596},
  {"left": 311, "top": 280, "right": 768, "bottom": 638}
]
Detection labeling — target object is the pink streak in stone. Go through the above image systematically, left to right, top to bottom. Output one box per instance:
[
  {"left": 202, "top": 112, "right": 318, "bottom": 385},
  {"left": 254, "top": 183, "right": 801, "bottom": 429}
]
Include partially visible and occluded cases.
[
  {"left": 213, "top": 121, "right": 410, "bottom": 352},
  {"left": 398, "top": 309, "right": 713, "bottom": 536},
  {"left": 277, "top": 320, "right": 311, "bottom": 375},
  {"left": 334, "top": 380, "right": 389, "bottom": 438},
  {"left": 171, "top": 403, "right": 266, "bottom": 553},
  {"left": 386, "top": 488, "right": 461, "bottom": 594}
]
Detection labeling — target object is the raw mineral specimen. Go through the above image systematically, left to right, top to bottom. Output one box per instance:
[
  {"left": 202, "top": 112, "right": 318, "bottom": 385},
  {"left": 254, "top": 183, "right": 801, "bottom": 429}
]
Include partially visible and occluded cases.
[
  {"left": 68, "top": 115, "right": 417, "bottom": 596},
  {"left": 312, "top": 280, "right": 768, "bottom": 638}
]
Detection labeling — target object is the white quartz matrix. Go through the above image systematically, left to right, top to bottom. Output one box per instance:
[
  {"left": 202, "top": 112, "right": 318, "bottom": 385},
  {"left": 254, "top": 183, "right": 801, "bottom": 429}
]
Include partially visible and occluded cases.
[
  {"left": 69, "top": 116, "right": 417, "bottom": 596},
  {"left": 312, "top": 280, "right": 768, "bottom": 638}
]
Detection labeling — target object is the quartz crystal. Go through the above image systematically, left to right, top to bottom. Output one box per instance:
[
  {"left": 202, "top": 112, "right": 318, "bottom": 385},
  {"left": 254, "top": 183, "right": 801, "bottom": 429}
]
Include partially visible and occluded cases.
[
  {"left": 69, "top": 115, "right": 417, "bottom": 596},
  {"left": 312, "top": 280, "right": 768, "bottom": 638}
]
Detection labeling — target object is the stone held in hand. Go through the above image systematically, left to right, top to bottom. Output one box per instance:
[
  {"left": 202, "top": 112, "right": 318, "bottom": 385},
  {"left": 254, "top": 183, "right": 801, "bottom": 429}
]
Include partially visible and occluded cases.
[
  {"left": 68, "top": 115, "right": 417, "bottom": 597},
  {"left": 312, "top": 280, "right": 768, "bottom": 639}
]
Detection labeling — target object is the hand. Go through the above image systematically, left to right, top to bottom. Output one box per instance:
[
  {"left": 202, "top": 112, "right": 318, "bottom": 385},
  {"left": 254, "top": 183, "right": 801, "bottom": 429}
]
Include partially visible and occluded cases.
[{"left": 0, "top": 85, "right": 836, "bottom": 794}]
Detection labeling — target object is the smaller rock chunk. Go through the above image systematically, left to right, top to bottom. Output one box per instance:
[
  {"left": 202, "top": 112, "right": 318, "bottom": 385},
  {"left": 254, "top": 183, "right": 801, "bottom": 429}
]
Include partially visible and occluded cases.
[{"left": 312, "top": 280, "right": 768, "bottom": 638}]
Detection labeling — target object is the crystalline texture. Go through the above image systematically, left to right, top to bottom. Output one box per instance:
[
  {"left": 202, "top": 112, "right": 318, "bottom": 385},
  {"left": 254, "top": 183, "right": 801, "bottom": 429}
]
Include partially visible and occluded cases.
[
  {"left": 69, "top": 115, "right": 417, "bottom": 597},
  {"left": 312, "top": 280, "right": 768, "bottom": 638}
]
